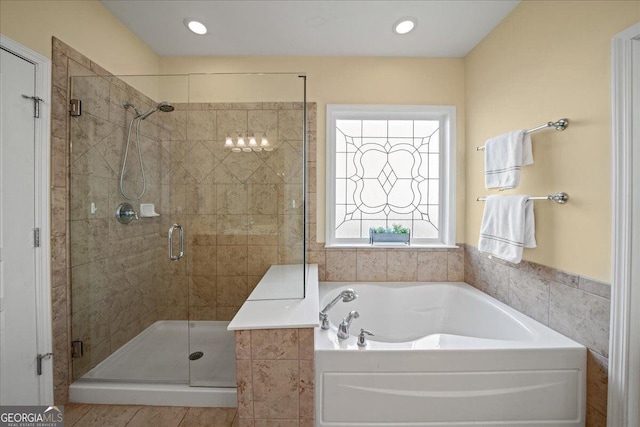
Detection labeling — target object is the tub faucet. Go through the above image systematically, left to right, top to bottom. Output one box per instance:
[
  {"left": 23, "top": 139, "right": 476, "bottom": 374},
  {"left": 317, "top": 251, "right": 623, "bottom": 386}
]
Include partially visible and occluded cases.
[
  {"left": 319, "top": 288, "right": 358, "bottom": 330},
  {"left": 337, "top": 310, "right": 360, "bottom": 339},
  {"left": 357, "top": 329, "right": 374, "bottom": 347}
]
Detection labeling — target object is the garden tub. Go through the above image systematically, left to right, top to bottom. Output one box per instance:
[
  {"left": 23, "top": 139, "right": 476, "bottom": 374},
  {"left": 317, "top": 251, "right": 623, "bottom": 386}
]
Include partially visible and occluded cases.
[{"left": 315, "top": 281, "right": 586, "bottom": 426}]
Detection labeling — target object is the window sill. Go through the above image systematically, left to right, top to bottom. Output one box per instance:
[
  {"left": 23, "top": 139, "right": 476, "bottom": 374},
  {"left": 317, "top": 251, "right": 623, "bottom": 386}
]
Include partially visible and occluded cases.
[{"left": 323, "top": 243, "right": 460, "bottom": 250}]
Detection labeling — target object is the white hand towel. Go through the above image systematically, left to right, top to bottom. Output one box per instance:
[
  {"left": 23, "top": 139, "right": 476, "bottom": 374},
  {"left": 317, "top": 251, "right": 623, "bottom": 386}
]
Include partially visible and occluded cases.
[
  {"left": 484, "top": 130, "right": 533, "bottom": 190},
  {"left": 478, "top": 195, "right": 536, "bottom": 263}
]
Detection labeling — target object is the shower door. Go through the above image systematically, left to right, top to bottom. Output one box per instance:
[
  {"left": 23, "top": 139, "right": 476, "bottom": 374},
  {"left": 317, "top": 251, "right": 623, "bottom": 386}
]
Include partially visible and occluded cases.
[
  {"left": 69, "top": 71, "right": 307, "bottom": 387},
  {"left": 69, "top": 73, "right": 192, "bottom": 383},
  {"left": 184, "top": 73, "right": 307, "bottom": 387}
]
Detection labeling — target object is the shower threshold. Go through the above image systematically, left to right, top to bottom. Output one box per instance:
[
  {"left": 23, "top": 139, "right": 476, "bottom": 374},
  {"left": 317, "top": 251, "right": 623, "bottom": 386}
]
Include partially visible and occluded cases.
[{"left": 69, "top": 320, "right": 237, "bottom": 407}]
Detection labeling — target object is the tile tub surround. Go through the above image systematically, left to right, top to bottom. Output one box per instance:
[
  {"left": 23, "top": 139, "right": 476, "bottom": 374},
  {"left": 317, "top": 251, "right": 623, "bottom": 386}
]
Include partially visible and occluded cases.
[
  {"left": 306, "top": 114, "right": 606, "bottom": 424},
  {"left": 464, "top": 244, "right": 610, "bottom": 426},
  {"left": 235, "top": 329, "right": 315, "bottom": 426}
]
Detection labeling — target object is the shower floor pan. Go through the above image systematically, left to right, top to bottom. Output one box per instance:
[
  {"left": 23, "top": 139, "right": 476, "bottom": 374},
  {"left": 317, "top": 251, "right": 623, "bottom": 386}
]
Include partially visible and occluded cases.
[{"left": 70, "top": 320, "right": 237, "bottom": 407}]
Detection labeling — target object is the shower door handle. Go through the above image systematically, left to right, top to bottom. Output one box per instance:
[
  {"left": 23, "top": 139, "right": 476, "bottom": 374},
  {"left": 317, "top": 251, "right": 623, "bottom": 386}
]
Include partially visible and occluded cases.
[{"left": 168, "top": 223, "right": 184, "bottom": 261}]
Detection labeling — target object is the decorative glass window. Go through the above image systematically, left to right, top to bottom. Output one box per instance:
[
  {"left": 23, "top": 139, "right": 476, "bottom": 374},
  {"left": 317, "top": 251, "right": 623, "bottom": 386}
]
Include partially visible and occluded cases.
[{"left": 326, "top": 105, "right": 456, "bottom": 247}]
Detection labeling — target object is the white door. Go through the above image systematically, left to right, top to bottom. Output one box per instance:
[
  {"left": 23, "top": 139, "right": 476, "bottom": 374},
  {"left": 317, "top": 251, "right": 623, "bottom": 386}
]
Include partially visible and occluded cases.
[
  {"left": 609, "top": 23, "right": 640, "bottom": 427},
  {"left": 629, "top": 36, "right": 640, "bottom": 427},
  {"left": 0, "top": 47, "right": 41, "bottom": 404}
]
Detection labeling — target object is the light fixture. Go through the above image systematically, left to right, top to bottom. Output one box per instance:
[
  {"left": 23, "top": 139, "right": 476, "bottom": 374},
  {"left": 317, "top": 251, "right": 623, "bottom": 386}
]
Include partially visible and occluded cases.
[
  {"left": 393, "top": 17, "right": 417, "bottom": 35},
  {"left": 184, "top": 18, "right": 207, "bottom": 35},
  {"left": 225, "top": 132, "right": 271, "bottom": 152},
  {"left": 261, "top": 134, "right": 273, "bottom": 152},
  {"left": 248, "top": 136, "right": 261, "bottom": 151}
]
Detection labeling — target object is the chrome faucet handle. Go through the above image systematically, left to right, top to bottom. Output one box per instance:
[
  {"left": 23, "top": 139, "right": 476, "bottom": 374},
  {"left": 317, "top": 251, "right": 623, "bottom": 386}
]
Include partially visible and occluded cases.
[
  {"left": 115, "top": 202, "right": 139, "bottom": 224},
  {"left": 337, "top": 310, "right": 359, "bottom": 339},
  {"left": 319, "top": 312, "right": 330, "bottom": 330},
  {"left": 357, "top": 329, "right": 374, "bottom": 347}
]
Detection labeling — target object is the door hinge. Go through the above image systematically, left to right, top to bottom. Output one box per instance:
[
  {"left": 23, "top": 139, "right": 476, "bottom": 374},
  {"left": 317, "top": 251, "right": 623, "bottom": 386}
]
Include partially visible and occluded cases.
[
  {"left": 21, "top": 94, "right": 44, "bottom": 118},
  {"left": 69, "top": 99, "right": 82, "bottom": 117},
  {"left": 34, "top": 228, "right": 40, "bottom": 248},
  {"left": 71, "top": 340, "right": 84, "bottom": 358}
]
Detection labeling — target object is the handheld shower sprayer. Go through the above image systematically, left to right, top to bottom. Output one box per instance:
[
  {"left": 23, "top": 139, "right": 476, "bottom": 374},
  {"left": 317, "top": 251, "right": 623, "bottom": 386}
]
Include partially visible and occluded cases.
[
  {"left": 119, "top": 101, "right": 174, "bottom": 200},
  {"left": 319, "top": 288, "right": 358, "bottom": 330}
]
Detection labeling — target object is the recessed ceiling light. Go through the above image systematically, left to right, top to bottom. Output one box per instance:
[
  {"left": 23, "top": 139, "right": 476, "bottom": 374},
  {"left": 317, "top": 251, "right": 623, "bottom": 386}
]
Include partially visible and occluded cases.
[
  {"left": 393, "top": 17, "right": 417, "bottom": 35},
  {"left": 184, "top": 18, "right": 207, "bottom": 35}
]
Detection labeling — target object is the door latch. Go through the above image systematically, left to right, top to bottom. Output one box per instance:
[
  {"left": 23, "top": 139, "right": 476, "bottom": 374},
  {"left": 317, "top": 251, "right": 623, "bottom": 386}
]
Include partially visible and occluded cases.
[
  {"left": 21, "top": 94, "right": 44, "bottom": 118},
  {"left": 37, "top": 352, "right": 53, "bottom": 376}
]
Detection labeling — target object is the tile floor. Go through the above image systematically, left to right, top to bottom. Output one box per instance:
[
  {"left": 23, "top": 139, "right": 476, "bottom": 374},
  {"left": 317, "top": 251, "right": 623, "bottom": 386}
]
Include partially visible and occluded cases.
[{"left": 65, "top": 404, "right": 238, "bottom": 427}]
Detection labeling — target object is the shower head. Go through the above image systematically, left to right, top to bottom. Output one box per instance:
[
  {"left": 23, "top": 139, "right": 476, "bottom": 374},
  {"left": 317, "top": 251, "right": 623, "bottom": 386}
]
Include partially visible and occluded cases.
[
  {"left": 139, "top": 101, "right": 175, "bottom": 120},
  {"left": 157, "top": 101, "right": 174, "bottom": 113}
]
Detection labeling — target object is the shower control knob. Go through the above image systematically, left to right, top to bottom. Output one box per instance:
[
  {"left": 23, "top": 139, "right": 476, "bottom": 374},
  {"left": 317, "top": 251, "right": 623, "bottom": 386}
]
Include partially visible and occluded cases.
[{"left": 115, "top": 202, "right": 139, "bottom": 224}]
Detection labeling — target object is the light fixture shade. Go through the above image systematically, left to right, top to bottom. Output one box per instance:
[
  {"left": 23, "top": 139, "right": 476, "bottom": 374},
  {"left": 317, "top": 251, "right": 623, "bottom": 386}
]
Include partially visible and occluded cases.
[
  {"left": 237, "top": 134, "right": 246, "bottom": 146},
  {"left": 260, "top": 135, "right": 270, "bottom": 147},
  {"left": 224, "top": 136, "right": 234, "bottom": 147},
  {"left": 248, "top": 136, "right": 257, "bottom": 146}
]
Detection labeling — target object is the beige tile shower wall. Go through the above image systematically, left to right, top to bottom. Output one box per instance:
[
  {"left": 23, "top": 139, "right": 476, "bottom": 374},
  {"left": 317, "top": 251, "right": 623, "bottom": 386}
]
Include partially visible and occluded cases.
[
  {"left": 50, "top": 38, "right": 90, "bottom": 404},
  {"left": 51, "top": 39, "right": 175, "bottom": 401},
  {"left": 67, "top": 59, "right": 171, "bottom": 379},
  {"left": 166, "top": 102, "right": 307, "bottom": 321},
  {"left": 464, "top": 244, "right": 610, "bottom": 427}
]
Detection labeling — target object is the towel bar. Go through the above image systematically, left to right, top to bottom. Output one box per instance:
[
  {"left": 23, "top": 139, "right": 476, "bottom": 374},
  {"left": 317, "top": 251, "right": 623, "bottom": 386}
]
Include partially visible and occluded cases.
[
  {"left": 476, "top": 119, "right": 569, "bottom": 151},
  {"left": 476, "top": 192, "right": 569, "bottom": 204}
]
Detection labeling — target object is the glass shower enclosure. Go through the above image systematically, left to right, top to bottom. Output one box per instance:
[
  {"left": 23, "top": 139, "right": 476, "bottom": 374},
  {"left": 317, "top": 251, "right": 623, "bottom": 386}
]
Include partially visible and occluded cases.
[{"left": 68, "top": 72, "right": 307, "bottom": 393}]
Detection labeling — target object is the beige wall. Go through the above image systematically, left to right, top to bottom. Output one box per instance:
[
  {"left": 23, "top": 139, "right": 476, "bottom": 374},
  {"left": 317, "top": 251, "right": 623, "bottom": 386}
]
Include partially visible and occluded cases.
[
  {"left": 0, "top": 0, "right": 159, "bottom": 95},
  {"left": 5, "top": 0, "right": 634, "bottom": 280},
  {"left": 464, "top": 1, "right": 639, "bottom": 282},
  {"left": 161, "top": 56, "right": 467, "bottom": 243}
]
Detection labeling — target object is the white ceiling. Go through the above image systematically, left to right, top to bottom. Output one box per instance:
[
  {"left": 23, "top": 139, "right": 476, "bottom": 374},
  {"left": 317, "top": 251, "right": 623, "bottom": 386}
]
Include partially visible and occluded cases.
[{"left": 100, "top": 0, "right": 520, "bottom": 58}]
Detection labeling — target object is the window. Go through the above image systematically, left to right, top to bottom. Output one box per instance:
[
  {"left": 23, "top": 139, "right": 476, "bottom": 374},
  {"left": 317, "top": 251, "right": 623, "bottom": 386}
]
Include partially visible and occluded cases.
[{"left": 326, "top": 105, "right": 456, "bottom": 247}]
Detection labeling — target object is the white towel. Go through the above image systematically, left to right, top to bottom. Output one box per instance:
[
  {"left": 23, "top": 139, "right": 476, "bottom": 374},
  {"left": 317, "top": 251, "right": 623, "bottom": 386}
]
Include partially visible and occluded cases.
[
  {"left": 484, "top": 130, "right": 533, "bottom": 190},
  {"left": 478, "top": 195, "right": 536, "bottom": 263}
]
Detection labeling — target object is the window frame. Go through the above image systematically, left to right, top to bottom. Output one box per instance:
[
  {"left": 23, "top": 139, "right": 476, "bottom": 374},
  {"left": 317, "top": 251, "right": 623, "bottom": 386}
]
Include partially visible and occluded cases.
[{"left": 325, "top": 104, "right": 456, "bottom": 248}]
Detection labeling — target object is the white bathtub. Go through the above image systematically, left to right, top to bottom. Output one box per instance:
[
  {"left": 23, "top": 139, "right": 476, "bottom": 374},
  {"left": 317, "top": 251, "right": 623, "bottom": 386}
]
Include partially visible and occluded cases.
[
  {"left": 315, "top": 282, "right": 586, "bottom": 426},
  {"left": 70, "top": 320, "right": 237, "bottom": 407}
]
